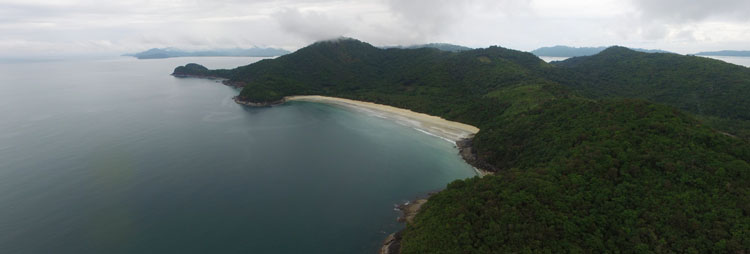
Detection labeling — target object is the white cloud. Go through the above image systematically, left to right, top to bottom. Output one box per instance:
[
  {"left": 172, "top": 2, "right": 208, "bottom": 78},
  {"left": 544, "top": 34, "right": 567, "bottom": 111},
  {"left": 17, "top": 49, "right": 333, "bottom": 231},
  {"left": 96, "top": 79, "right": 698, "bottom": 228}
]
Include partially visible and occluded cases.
[
  {"left": 0, "top": 0, "right": 748, "bottom": 58},
  {"left": 274, "top": 8, "right": 350, "bottom": 41}
]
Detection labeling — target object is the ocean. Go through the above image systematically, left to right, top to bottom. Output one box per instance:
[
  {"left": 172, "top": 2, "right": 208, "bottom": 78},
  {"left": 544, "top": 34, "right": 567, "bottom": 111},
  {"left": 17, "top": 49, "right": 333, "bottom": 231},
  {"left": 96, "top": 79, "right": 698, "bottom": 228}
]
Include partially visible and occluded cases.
[{"left": 0, "top": 57, "right": 476, "bottom": 253}]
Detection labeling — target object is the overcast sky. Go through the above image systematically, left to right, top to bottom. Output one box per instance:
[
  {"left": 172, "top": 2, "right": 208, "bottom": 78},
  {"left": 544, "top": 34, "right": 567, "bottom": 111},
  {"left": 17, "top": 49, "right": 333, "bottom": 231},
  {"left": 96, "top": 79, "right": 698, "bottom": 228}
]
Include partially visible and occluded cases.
[{"left": 1, "top": 0, "right": 749, "bottom": 58}]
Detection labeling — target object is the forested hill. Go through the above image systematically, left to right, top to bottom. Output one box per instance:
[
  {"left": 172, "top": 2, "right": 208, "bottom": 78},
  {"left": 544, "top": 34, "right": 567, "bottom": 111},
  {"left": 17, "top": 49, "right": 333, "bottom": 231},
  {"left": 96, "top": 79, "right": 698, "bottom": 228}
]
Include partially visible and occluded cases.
[
  {"left": 173, "top": 38, "right": 750, "bottom": 253},
  {"left": 177, "top": 38, "right": 557, "bottom": 125},
  {"left": 175, "top": 40, "right": 750, "bottom": 138},
  {"left": 546, "top": 46, "right": 750, "bottom": 138}
]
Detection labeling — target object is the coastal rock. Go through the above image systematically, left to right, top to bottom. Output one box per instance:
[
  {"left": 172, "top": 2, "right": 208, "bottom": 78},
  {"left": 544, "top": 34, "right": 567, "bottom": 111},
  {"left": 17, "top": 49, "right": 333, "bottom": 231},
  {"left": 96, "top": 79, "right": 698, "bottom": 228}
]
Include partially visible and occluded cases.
[
  {"left": 222, "top": 80, "right": 245, "bottom": 88},
  {"left": 232, "top": 96, "right": 285, "bottom": 107},
  {"left": 456, "top": 138, "right": 497, "bottom": 174},
  {"left": 381, "top": 199, "right": 427, "bottom": 254},
  {"left": 399, "top": 199, "right": 427, "bottom": 224},
  {"left": 380, "top": 231, "right": 403, "bottom": 254}
]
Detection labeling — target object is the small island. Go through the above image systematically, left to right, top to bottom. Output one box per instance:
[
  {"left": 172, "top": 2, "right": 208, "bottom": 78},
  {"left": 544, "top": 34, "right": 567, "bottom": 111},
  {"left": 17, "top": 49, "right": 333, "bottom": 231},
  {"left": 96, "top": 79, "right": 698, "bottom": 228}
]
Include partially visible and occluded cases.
[{"left": 172, "top": 63, "right": 213, "bottom": 78}]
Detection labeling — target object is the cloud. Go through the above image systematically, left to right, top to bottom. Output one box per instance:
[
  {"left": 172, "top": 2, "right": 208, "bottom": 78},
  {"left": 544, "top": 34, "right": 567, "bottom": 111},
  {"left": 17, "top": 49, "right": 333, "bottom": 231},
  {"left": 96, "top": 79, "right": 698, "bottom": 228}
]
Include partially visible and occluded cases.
[
  {"left": 0, "top": 0, "right": 749, "bottom": 58},
  {"left": 385, "top": 0, "right": 532, "bottom": 43},
  {"left": 613, "top": 0, "right": 750, "bottom": 43},
  {"left": 630, "top": 0, "right": 750, "bottom": 23},
  {"left": 273, "top": 8, "right": 350, "bottom": 41}
]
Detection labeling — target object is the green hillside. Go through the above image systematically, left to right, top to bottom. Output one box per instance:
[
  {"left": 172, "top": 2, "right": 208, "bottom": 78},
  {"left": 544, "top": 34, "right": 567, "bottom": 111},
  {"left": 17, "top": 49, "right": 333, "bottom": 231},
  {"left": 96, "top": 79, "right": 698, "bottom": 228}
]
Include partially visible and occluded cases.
[
  {"left": 173, "top": 39, "right": 750, "bottom": 253},
  {"left": 178, "top": 39, "right": 558, "bottom": 125},
  {"left": 546, "top": 47, "right": 750, "bottom": 138},
  {"left": 404, "top": 99, "right": 749, "bottom": 253}
]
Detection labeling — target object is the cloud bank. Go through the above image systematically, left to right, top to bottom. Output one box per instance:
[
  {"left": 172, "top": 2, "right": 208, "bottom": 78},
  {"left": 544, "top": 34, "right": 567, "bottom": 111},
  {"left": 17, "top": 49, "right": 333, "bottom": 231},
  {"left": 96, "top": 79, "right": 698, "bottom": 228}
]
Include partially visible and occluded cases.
[{"left": 0, "top": 0, "right": 748, "bottom": 59}]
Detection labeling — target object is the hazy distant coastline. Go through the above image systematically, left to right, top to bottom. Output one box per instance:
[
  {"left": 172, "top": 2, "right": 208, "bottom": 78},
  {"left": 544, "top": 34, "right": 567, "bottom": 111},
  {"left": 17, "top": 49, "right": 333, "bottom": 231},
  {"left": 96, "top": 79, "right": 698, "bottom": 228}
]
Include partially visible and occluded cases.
[
  {"left": 532, "top": 45, "right": 672, "bottom": 57},
  {"left": 125, "top": 47, "right": 289, "bottom": 59},
  {"left": 696, "top": 50, "right": 750, "bottom": 57}
]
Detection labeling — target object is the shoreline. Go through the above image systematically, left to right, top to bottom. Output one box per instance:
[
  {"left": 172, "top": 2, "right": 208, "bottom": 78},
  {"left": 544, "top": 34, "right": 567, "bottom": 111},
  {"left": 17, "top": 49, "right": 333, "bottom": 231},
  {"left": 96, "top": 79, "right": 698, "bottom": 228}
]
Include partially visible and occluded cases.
[
  {"left": 234, "top": 95, "right": 493, "bottom": 176},
  {"left": 234, "top": 95, "right": 493, "bottom": 254},
  {"left": 284, "top": 96, "right": 493, "bottom": 176},
  {"left": 285, "top": 96, "right": 479, "bottom": 144},
  {"left": 380, "top": 198, "right": 428, "bottom": 254}
]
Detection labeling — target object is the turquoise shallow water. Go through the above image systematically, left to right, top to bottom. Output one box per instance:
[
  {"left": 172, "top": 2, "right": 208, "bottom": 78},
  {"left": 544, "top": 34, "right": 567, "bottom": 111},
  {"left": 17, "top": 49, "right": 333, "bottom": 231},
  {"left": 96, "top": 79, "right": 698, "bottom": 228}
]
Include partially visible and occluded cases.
[{"left": 0, "top": 57, "right": 476, "bottom": 253}]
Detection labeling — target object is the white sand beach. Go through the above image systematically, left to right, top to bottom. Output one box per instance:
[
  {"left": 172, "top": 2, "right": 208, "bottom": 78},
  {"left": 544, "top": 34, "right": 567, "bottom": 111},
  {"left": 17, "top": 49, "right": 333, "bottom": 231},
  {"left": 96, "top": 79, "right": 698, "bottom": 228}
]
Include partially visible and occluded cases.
[{"left": 285, "top": 95, "right": 480, "bottom": 143}]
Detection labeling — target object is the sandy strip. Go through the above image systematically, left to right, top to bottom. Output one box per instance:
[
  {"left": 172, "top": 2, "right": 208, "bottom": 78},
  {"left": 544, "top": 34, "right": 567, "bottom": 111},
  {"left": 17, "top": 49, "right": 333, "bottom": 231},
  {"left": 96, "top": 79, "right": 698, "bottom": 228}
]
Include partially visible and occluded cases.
[{"left": 285, "top": 95, "right": 479, "bottom": 143}]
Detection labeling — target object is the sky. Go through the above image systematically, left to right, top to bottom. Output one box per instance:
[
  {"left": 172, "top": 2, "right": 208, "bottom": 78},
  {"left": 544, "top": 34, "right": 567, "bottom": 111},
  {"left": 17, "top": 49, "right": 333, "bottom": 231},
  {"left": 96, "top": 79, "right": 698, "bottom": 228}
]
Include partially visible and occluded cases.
[{"left": 1, "top": 0, "right": 749, "bottom": 58}]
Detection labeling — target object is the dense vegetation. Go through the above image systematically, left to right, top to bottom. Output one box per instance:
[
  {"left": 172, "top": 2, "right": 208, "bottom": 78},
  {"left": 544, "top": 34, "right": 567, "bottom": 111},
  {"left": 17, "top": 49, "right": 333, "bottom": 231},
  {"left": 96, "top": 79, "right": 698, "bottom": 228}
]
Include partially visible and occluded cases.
[
  {"left": 174, "top": 38, "right": 750, "bottom": 253},
  {"left": 177, "top": 39, "right": 555, "bottom": 125},
  {"left": 547, "top": 47, "right": 750, "bottom": 139},
  {"left": 172, "top": 63, "right": 211, "bottom": 76},
  {"left": 405, "top": 99, "right": 749, "bottom": 253}
]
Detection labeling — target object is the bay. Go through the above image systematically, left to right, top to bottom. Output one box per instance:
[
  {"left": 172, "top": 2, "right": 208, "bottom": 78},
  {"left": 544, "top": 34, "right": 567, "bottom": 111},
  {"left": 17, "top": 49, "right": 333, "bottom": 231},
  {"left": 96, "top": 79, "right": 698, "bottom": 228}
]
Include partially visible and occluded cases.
[{"left": 0, "top": 57, "right": 476, "bottom": 253}]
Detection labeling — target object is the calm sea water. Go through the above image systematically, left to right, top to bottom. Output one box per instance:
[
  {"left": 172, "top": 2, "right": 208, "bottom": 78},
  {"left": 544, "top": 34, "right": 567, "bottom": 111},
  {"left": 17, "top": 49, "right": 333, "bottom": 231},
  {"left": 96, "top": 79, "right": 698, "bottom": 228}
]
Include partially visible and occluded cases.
[
  {"left": 702, "top": 55, "right": 750, "bottom": 67},
  {"left": 0, "top": 57, "right": 476, "bottom": 253}
]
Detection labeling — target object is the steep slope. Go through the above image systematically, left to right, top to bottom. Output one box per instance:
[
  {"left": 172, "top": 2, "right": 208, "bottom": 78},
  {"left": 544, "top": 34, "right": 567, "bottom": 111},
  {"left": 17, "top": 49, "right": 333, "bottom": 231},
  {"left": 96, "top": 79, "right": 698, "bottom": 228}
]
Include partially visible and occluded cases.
[
  {"left": 177, "top": 38, "right": 558, "bottom": 125},
  {"left": 403, "top": 99, "right": 749, "bottom": 253}
]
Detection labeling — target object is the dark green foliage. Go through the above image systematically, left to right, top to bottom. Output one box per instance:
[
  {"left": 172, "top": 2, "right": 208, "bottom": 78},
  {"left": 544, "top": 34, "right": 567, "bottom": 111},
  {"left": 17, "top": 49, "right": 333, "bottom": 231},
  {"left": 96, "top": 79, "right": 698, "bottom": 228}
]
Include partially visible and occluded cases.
[
  {"left": 199, "top": 38, "right": 552, "bottom": 123},
  {"left": 178, "top": 39, "right": 750, "bottom": 253},
  {"left": 547, "top": 47, "right": 750, "bottom": 137},
  {"left": 172, "top": 63, "right": 210, "bottom": 76},
  {"left": 239, "top": 83, "right": 284, "bottom": 102},
  {"left": 403, "top": 99, "right": 750, "bottom": 253}
]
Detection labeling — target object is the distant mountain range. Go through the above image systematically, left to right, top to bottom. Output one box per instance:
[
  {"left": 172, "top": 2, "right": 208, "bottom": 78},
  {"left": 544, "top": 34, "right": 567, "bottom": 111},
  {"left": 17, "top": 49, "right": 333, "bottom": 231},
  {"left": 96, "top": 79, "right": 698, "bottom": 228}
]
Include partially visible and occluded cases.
[
  {"left": 383, "top": 43, "right": 473, "bottom": 52},
  {"left": 531, "top": 45, "right": 672, "bottom": 57},
  {"left": 124, "top": 47, "right": 290, "bottom": 59},
  {"left": 695, "top": 50, "right": 750, "bottom": 57}
]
